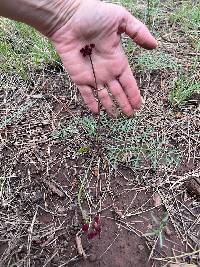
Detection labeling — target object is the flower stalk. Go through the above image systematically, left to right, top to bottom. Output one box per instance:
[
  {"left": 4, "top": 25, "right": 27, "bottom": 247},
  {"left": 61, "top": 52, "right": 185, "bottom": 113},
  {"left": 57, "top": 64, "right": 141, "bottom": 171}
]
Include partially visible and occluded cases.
[{"left": 80, "top": 44, "right": 101, "bottom": 143}]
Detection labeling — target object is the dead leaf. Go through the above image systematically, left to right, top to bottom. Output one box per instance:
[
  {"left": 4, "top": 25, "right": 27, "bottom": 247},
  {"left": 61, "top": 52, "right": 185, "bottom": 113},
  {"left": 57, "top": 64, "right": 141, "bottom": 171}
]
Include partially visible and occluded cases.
[
  {"left": 175, "top": 112, "right": 183, "bottom": 119},
  {"left": 92, "top": 166, "right": 99, "bottom": 177},
  {"left": 185, "top": 177, "right": 200, "bottom": 198},
  {"left": 45, "top": 181, "right": 65, "bottom": 198},
  {"left": 153, "top": 192, "right": 162, "bottom": 207},
  {"left": 113, "top": 205, "right": 123, "bottom": 218},
  {"left": 164, "top": 226, "right": 172, "bottom": 236}
]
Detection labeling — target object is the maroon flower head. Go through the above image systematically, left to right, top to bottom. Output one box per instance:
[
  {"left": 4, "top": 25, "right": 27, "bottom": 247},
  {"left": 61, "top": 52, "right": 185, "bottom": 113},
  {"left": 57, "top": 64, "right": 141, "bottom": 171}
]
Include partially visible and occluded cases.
[
  {"left": 80, "top": 44, "right": 95, "bottom": 57},
  {"left": 81, "top": 214, "right": 101, "bottom": 240},
  {"left": 94, "top": 215, "right": 100, "bottom": 224},
  {"left": 82, "top": 223, "right": 89, "bottom": 232},
  {"left": 87, "top": 231, "right": 98, "bottom": 240}
]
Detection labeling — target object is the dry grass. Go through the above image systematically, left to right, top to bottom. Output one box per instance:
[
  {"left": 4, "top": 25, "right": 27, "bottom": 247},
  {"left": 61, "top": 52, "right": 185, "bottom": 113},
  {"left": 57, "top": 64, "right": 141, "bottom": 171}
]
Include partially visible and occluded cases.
[{"left": 0, "top": 0, "right": 200, "bottom": 266}]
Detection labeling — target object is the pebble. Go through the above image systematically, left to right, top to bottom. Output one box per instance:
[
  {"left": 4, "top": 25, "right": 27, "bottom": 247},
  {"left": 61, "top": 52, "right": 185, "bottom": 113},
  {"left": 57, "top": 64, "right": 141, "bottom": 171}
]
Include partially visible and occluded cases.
[{"left": 138, "top": 244, "right": 145, "bottom": 251}]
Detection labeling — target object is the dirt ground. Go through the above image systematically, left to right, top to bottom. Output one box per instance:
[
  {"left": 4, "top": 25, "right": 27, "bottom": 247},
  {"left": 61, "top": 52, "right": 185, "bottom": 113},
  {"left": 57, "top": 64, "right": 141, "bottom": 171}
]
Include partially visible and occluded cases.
[
  {"left": 0, "top": 0, "right": 200, "bottom": 265},
  {"left": 0, "top": 67, "right": 199, "bottom": 267}
]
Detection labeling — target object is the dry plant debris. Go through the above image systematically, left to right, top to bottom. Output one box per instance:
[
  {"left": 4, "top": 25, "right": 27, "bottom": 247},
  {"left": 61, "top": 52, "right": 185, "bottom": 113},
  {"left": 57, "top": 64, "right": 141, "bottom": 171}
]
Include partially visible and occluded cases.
[{"left": 0, "top": 0, "right": 200, "bottom": 266}]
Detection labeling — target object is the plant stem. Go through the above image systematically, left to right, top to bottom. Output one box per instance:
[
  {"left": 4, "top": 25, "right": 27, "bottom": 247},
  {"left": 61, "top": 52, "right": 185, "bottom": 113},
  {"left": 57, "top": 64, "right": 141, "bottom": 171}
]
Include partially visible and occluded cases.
[
  {"left": 147, "top": 0, "right": 151, "bottom": 28},
  {"left": 89, "top": 54, "right": 101, "bottom": 144},
  {"left": 78, "top": 155, "right": 94, "bottom": 216}
]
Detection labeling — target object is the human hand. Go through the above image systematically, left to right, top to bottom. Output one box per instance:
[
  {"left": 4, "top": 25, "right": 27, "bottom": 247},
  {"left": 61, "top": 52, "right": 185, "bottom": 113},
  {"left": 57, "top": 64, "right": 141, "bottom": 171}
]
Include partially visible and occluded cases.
[{"left": 51, "top": 0, "right": 157, "bottom": 116}]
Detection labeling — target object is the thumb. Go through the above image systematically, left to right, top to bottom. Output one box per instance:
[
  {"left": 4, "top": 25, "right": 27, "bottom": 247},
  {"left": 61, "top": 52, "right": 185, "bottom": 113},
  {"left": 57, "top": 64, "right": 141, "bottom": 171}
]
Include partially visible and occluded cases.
[{"left": 121, "top": 9, "right": 158, "bottom": 50}]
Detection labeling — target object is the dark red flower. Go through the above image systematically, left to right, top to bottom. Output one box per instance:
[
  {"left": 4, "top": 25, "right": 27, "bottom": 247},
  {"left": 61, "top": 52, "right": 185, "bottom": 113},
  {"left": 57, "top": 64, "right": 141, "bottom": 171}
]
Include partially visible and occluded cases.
[
  {"left": 80, "top": 44, "right": 95, "bottom": 57},
  {"left": 80, "top": 47, "right": 85, "bottom": 55},
  {"left": 81, "top": 214, "right": 101, "bottom": 240},
  {"left": 94, "top": 215, "right": 100, "bottom": 224},
  {"left": 82, "top": 223, "right": 89, "bottom": 232},
  {"left": 93, "top": 223, "right": 101, "bottom": 233},
  {"left": 87, "top": 231, "right": 98, "bottom": 240}
]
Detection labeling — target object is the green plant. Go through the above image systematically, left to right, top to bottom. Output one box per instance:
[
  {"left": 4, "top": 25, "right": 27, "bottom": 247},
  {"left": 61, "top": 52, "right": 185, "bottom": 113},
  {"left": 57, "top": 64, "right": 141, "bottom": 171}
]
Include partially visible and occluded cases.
[
  {"left": 120, "top": 0, "right": 146, "bottom": 21},
  {"left": 146, "top": 0, "right": 160, "bottom": 29},
  {"left": 170, "top": 2, "right": 200, "bottom": 49},
  {"left": 170, "top": 2, "right": 200, "bottom": 30},
  {"left": 0, "top": 18, "right": 60, "bottom": 79},
  {"left": 123, "top": 37, "right": 137, "bottom": 56},
  {"left": 80, "top": 44, "right": 102, "bottom": 143},
  {"left": 136, "top": 51, "right": 180, "bottom": 71},
  {"left": 169, "top": 75, "right": 200, "bottom": 106},
  {"left": 0, "top": 100, "right": 37, "bottom": 130},
  {"left": 81, "top": 113, "right": 181, "bottom": 170},
  {"left": 77, "top": 116, "right": 97, "bottom": 138},
  {"left": 105, "top": 118, "right": 181, "bottom": 170},
  {"left": 51, "top": 123, "right": 79, "bottom": 140},
  {"left": 78, "top": 146, "right": 90, "bottom": 155},
  {"left": 144, "top": 212, "right": 169, "bottom": 248}
]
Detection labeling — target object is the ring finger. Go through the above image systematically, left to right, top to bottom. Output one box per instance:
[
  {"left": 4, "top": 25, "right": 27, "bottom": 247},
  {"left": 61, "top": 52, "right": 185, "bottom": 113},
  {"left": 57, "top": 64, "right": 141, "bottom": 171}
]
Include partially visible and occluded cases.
[
  {"left": 108, "top": 80, "right": 134, "bottom": 116},
  {"left": 78, "top": 85, "right": 99, "bottom": 113},
  {"left": 97, "top": 85, "right": 116, "bottom": 116}
]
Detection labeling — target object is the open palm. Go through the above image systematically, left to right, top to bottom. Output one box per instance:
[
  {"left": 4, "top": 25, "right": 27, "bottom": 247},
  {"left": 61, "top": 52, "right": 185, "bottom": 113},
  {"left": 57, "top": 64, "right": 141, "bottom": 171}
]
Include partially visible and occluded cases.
[{"left": 51, "top": 0, "right": 157, "bottom": 116}]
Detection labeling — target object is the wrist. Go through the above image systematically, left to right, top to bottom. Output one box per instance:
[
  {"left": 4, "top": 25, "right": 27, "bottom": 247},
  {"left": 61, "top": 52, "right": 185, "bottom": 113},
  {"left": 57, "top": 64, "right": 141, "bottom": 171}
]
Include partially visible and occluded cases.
[
  {"left": 0, "top": 0, "right": 82, "bottom": 37},
  {"left": 38, "top": 0, "right": 82, "bottom": 37}
]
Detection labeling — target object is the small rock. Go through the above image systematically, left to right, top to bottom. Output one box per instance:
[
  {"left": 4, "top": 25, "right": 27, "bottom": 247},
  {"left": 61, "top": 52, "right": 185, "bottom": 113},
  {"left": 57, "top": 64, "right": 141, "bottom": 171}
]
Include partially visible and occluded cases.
[
  {"left": 30, "top": 94, "right": 44, "bottom": 99},
  {"left": 175, "top": 112, "right": 183, "bottom": 119},
  {"left": 185, "top": 177, "right": 200, "bottom": 198},
  {"left": 45, "top": 181, "right": 65, "bottom": 198},
  {"left": 32, "top": 191, "right": 43, "bottom": 203},
  {"left": 153, "top": 192, "right": 162, "bottom": 207},
  {"left": 57, "top": 207, "right": 66, "bottom": 213},
  {"left": 164, "top": 226, "right": 172, "bottom": 236},
  {"left": 63, "top": 240, "right": 69, "bottom": 247},
  {"left": 138, "top": 244, "right": 145, "bottom": 251},
  {"left": 52, "top": 255, "right": 60, "bottom": 263}
]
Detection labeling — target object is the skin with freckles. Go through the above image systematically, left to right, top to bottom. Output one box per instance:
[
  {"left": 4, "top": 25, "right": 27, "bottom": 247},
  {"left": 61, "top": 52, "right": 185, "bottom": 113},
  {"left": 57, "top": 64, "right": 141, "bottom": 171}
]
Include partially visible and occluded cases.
[{"left": 51, "top": 0, "right": 157, "bottom": 116}]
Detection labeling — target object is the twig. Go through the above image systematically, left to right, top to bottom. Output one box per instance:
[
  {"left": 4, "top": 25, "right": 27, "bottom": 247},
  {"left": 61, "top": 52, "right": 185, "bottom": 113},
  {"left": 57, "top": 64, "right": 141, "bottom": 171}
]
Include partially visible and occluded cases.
[
  {"left": 147, "top": 0, "right": 151, "bottom": 28},
  {"left": 80, "top": 44, "right": 101, "bottom": 145},
  {"left": 89, "top": 54, "right": 101, "bottom": 144},
  {"left": 77, "top": 155, "right": 95, "bottom": 216},
  {"left": 27, "top": 207, "right": 38, "bottom": 267},
  {"left": 99, "top": 231, "right": 121, "bottom": 259},
  {"left": 75, "top": 235, "right": 87, "bottom": 260},
  {"left": 149, "top": 236, "right": 159, "bottom": 260},
  {"left": 152, "top": 248, "right": 200, "bottom": 261},
  {"left": 43, "top": 249, "right": 59, "bottom": 267}
]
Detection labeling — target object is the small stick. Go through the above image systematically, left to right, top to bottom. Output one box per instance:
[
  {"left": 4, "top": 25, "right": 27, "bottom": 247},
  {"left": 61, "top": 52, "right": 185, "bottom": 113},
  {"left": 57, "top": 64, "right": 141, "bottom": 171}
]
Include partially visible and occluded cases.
[
  {"left": 147, "top": 0, "right": 151, "bottom": 28},
  {"left": 80, "top": 44, "right": 101, "bottom": 146},
  {"left": 88, "top": 54, "right": 101, "bottom": 143},
  {"left": 27, "top": 207, "right": 38, "bottom": 267},
  {"left": 99, "top": 231, "right": 120, "bottom": 259},
  {"left": 75, "top": 235, "right": 87, "bottom": 260},
  {"left": 152, "top": 248, "right": 200, "bottom": 261}
]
